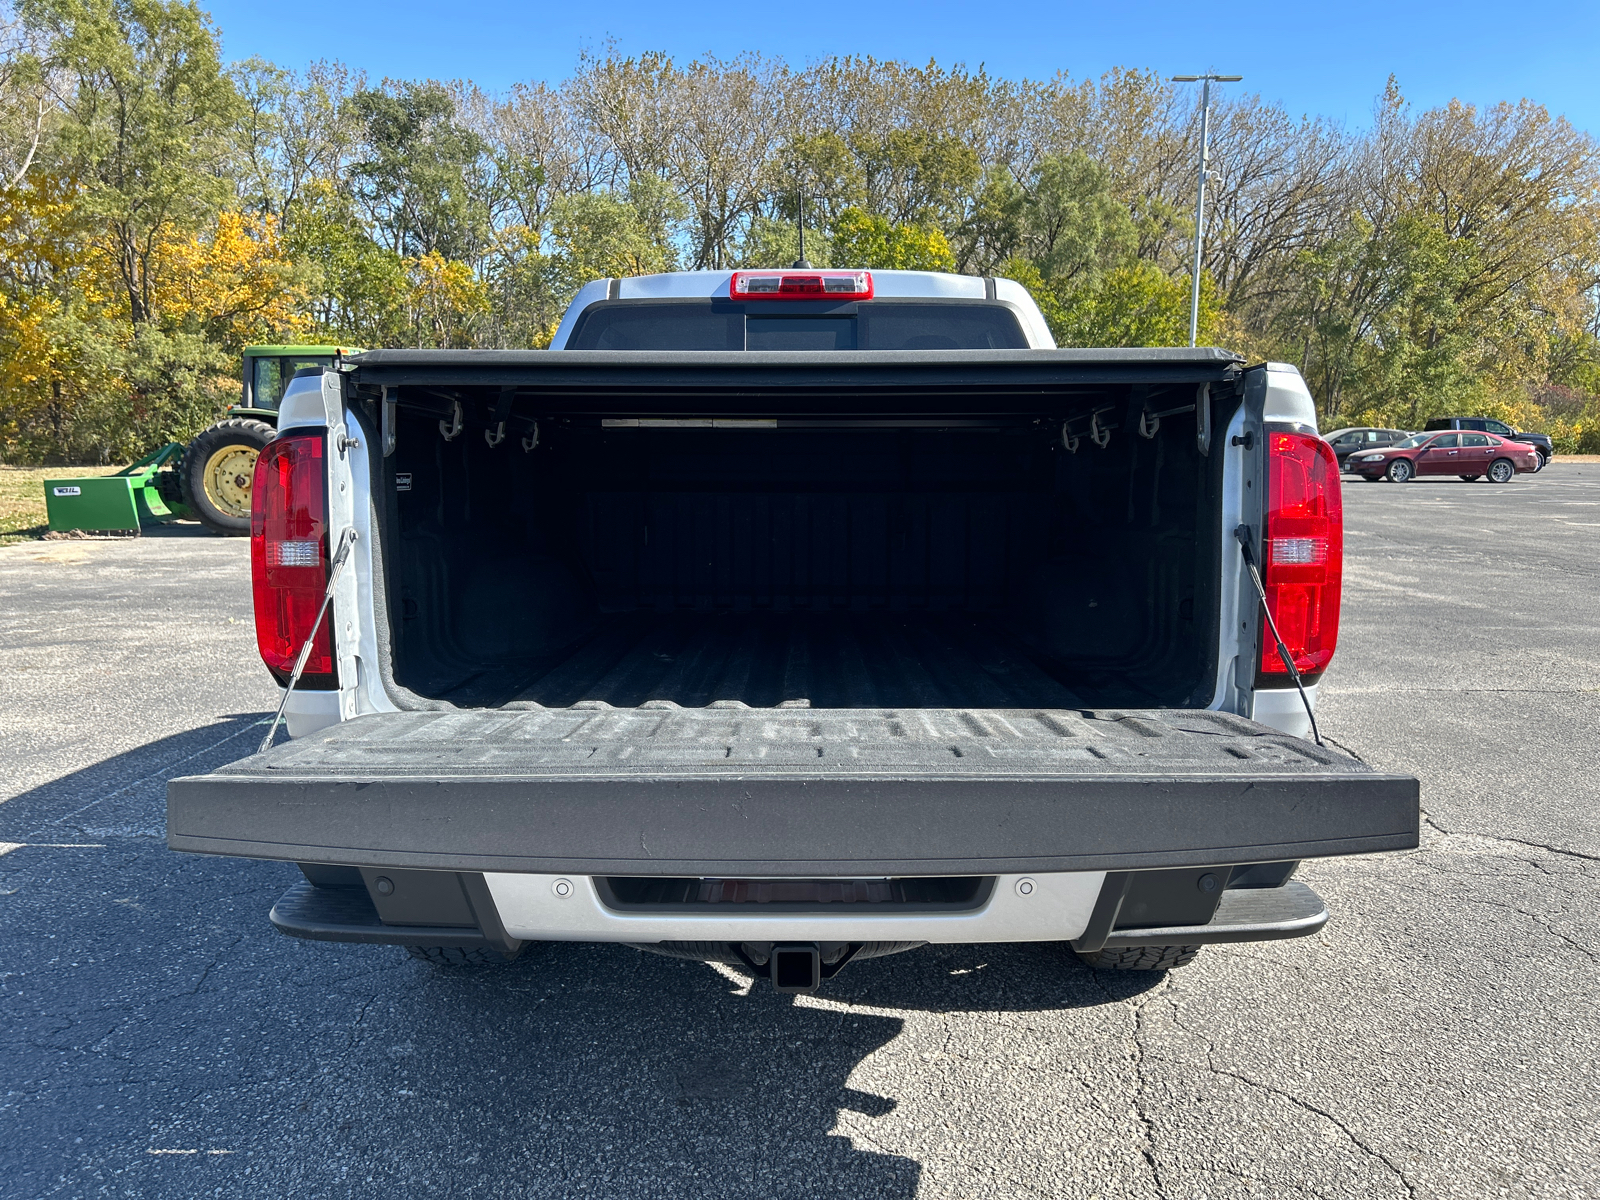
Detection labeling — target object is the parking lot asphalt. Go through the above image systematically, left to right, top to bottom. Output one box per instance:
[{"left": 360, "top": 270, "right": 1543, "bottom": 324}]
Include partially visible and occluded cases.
[{"left": 2, "top": 465, "right": 1597, "bottom": 1200}]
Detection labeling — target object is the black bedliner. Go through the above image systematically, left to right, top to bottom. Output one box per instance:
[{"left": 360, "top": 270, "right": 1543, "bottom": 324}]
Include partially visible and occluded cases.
[
  {"left": 413, "top": 611, "right": 1122, "bottom": 710},
  {"left": 168, "top": 707, "right": 1419, "bottom": 877}
]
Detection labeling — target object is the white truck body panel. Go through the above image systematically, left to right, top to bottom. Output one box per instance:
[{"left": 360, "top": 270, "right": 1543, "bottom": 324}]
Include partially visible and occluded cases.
[{"left": 548, "top": 269, "right": 1056, "bottom": 351}]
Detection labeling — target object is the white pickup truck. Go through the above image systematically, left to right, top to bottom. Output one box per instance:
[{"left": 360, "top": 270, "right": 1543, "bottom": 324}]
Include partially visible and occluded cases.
[{"left": 168, "top": 268, "right": 1418, "bottom": 992}]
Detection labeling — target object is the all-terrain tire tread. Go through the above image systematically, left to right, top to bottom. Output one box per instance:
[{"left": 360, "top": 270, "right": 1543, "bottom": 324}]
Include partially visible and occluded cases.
[
  {"left": 1077, "top": 944, "right": 1202, "bottom": 971},
  {"left": 404, "top": 945, "right": 510, "bottom": 967}
]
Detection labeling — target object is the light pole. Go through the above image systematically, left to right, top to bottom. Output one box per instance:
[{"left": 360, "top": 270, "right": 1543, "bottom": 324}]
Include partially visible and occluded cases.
[{"left": 1171, "top": 73, "right": 1241, "bottom": 347}]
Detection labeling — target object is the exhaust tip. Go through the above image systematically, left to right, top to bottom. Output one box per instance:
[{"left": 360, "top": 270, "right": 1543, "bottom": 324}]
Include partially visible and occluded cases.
[{"left": 770, "top": 944, "right": 822, "bottom": 994}]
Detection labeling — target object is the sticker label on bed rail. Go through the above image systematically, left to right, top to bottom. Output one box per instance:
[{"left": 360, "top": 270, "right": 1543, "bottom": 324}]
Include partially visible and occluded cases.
[
  {"left": 394, "top": 473, "right": 412, "bottom": 492},
  {"left": 52, "top": 486, "right": 81, "bottom": 496}
]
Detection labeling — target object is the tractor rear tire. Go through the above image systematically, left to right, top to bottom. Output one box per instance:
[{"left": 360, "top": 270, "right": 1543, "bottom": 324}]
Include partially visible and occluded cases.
[{"left": 181, "top": 418, "right": 275, "bottom": 536}]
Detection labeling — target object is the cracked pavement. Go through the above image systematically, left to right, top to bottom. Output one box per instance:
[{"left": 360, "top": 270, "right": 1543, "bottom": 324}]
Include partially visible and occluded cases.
[{"left": 2, "top": 466, "right": 1597, "bottom": 1198}]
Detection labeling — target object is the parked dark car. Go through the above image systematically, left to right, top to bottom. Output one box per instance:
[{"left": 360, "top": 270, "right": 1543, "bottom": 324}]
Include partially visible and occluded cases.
[
  {"left": 1423, "top": 417, "right": 1550, "bottom": 469},
  {"left": 1323, "top": 427, "right": 1414, "bottom": 471},
  {"left": 1347, "top": 431, "right": 1541, "bottom": 483}
]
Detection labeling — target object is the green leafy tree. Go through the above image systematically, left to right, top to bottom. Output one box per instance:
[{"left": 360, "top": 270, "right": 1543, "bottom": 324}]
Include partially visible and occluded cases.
[
  {"left": 24, "top": 0, "right": 242, "bottom": 328},
  {"left": 348, "top": 81, "right": 491, "bottom": 262},
  {"left": 774, "top": 132, "right": 865, "bottom": 230},
  {"left": 1018, "top": 153, "right": 1137, "bottom": 286},
  {"left": 284, "top": 178, "right": 409, "bottom": 345},
  {"left": 548, "top": 180, "right": 682, "bottom": 293},
  {"left": 829, "top": 207, "right": 954, "bottom": 271},
  {"left": 739, "top": 217, "right": 830, "bottom": 267},
  {"left": 1049, "top": 261, "right": 1222, "bottom": 348}
]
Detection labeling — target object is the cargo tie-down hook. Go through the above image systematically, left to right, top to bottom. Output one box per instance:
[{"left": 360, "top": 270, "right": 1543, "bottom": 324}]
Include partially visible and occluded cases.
[
  {"left": 486, "top": 387, "right": 515, "bottom": 449},
  {"left": 439, "top": 401, "right": 463, "bottom": 442},
  {"left": 1138, "top": 408, "right": 1160, "bottom": 439},
  {"left": 1089, "top": 411, "right": 1112, "bottom": 448},
  {"left": 522, "top": 421, "right": 541, "bottom": 453},
  {"left": 1060, "top": 421, "right": 1079, "bottom": 453}
]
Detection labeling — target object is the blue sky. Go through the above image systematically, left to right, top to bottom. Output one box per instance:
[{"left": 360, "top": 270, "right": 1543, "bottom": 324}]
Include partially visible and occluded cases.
[{"left": 204, "top": 0, "right": 1599, "bottom": 134}]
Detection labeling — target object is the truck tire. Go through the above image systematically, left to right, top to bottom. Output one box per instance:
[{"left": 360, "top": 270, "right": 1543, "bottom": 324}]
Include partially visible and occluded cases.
[
  {"left": 181, "top": 417, "right": 275, "bottom": 536},
  {"left": 1078, "top": 944, "right": 1202, "bottom": 971},
  {"left": 404, "top": 945, "right": 515, "bottom": 967}
]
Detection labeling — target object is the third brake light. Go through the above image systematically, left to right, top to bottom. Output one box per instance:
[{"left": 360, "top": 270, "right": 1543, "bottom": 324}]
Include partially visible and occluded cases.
[{"left": 730, "top": 270, "right": 873, "bottom": 300}]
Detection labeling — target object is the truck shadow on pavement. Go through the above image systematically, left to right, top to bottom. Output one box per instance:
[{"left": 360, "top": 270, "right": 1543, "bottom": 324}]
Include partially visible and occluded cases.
[
  {"left": 0, "top": 712, "right": 267, "bottom": 838},
  {"left": 1, "top": 718, "right": 1153, "bottom": 1198}
]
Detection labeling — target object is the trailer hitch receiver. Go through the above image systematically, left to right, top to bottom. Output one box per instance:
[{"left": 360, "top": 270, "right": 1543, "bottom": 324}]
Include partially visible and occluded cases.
[{"left": 770, "top": 944, "right": 822, "bottom": 993}]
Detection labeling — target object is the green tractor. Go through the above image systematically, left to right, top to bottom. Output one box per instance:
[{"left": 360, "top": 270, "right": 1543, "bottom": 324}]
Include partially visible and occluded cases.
[
  {"left": 46, "top": 345, "right": 358, "bottom": 537},
  {"left": 174, "top": 345, "right": 356, "bottom": 536}
]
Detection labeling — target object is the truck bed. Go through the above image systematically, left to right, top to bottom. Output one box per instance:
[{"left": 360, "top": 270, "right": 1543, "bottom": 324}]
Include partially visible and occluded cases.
[
  {"left": 371, "top": 347, "right": 1240, "bottom": 713},
  {"left": 417, "top": 611, "right": 1113, "bottom": 709},
  {"left": 168, "top": 708, "right": 1418, "bottom": 877}
]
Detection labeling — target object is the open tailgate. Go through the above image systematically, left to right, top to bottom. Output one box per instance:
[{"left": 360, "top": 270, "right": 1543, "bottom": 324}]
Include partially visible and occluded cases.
[{"left": 168, "top": 707, "right": 1418, "bottom": 876}]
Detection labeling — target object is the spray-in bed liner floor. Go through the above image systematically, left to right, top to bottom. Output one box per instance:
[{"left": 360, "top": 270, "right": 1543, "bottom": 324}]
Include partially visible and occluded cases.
[{"left": 408, "top": 612, "right": 1167, "bottom": 710}]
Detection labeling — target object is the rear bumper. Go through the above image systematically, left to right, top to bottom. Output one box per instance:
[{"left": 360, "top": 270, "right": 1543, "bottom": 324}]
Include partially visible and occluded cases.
[
  {"left": 484, "top": 870, "right": 1104, "bottom": 943},
  {"left": 268, "top": 872, "right": 1329, "bottom": 951}
]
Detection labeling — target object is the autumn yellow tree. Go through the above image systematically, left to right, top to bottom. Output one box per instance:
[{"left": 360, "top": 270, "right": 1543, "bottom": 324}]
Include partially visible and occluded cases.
[
  {"left": 153, "top": 211, "right": 309, "bottom": 351},
  {"left": 406, "top": 251, "right": 490, "bottom": 348}
]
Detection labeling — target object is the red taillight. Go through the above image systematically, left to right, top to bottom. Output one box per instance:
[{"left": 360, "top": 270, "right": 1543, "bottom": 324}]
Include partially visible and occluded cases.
[
  {"left": 730, "top": 270, "right": 874, "bottom": 300},
  {"left": 1260, "top": 431, "right": 1343, "bottom": 678},
  {"left": 250, "top": 433, "right": 335, "bottom": 687}
]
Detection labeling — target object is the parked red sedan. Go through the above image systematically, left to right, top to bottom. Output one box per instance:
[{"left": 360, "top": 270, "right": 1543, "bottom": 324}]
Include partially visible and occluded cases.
[{"left": 1345, "top": 431, "right": 1541, "bottom": 483}]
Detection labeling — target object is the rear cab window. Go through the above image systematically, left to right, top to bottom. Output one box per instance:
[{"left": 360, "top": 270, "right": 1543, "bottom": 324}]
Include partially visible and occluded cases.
[{"left": 568, "top": 299, "right": 1030, "bottom": 351}]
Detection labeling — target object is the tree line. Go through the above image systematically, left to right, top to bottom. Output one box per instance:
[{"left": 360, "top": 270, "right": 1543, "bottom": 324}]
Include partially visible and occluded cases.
[{"left": 2, "top": 0, "right": 1598, "bottom": 463}]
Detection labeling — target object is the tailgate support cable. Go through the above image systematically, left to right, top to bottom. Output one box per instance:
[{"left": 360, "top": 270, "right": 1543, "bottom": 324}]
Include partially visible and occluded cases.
[
  {"left": 1234, "top": 525, "right": 1323, "bottom": 747},
  {"left": 258, "top": 527, "right": 359, "bottom": 755}
]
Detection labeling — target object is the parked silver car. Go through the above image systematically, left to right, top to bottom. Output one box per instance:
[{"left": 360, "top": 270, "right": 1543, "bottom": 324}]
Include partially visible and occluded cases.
[{"left": 1324, "top": 427, "right": 1414, "bottom": 472}]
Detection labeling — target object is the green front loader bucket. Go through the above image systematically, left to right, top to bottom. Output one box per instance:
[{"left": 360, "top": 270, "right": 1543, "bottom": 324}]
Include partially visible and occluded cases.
[{"left": 44, "top": 443, "right": 191, "bottom": 534}]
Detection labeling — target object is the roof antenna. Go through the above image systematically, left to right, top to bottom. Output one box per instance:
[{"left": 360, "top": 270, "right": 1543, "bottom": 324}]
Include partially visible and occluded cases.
[{"left": 792, "top": 161, "right": 811, "bottom": 268}]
